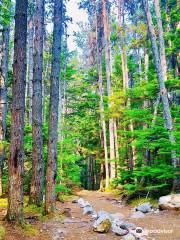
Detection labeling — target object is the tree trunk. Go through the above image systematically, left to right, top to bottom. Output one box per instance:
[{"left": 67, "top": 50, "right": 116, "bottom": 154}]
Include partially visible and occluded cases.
[
  {"left": 7, "top": 0, "right": 28, "bottom": 221},
  {"left": 26, "top": 0, "right": 34, "bottom": 124},
  {"left": 29, "top": 0, "right": 44, "bottom": 206},
  {"left": 45, "top": 0, "right": 63, "bottom": 214},
  {"left": 95, "top": 0, "right": 109, "bottom": 188},
  {"left": 102, "top": 0, "right": 116, "bottom": 180},
  {"left": 118, "top": 0, "right": 136, "bottom": 168},
  {"left": 118, "top": 0, "right": 129, "bottom": 89},
  {"left": 142, "top": 0, "right": 177, "bottom": 167},
  {"left": 154, "top": 0, "right": 167, "bottom": 81},
  {"left": 165, "top": 3, "right": 179, "bottom": 77},
  {"left": 0, "top": 25, "right": 10, "bottom": 196},
  {"left": 60, "top": 26, "right": 68, "bottom": 128},
  {"left": 57, "top": 29, "right": 68, "bottom": 181},
  {"left": 43, "top": 47, "right": 51, "bottom": 123},
  {"left": 143, "top": 47, "right": 149, "bottom": 164},
  {"left": 143, "top": 47, "right": 149, "bottom": 110},
  {"left": 144, "top": 47, "right": 149, "bottom": 81},
  {"left": 136, "top": 48, "right": 142, "bottom": 81},
  {"left": 97, "top": 52, "right": 109, "bottom": 188},
  {"left": 99, "top": 57, "right": 109, "bottom": 185},
  {"left": 113, "top": 120, "right": 119, "bottom": 177},
  {"left": 129, "top": 120, "right": 136, "bottom": 168},
  {"left": 87, "top": 157, "right": 91, "bottom": 190},
  {"left": 100, "top": 162, "right": 104, "bottom": 190}
]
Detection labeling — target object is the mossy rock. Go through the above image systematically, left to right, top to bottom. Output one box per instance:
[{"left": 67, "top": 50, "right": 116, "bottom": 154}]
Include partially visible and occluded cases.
[{"left": 93, "top": 219, "right": 111, "bottom": 233}]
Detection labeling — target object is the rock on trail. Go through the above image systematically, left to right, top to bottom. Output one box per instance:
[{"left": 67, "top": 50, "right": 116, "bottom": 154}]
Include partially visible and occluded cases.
[
  {"left": 39, "top": 191, "right": 180, "bottom": 240},
  {"left": 159, "top": 194, "right": 180, "bottom": 211},
  {"left": 77, "top": 197, "right": 148, "bottom": 239},
  {"left": 135, "top": 202, "right": 152, "bottom": 213}
]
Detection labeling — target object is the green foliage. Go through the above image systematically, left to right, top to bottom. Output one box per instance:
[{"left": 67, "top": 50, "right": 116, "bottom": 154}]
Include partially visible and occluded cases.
[
  {"left": 0, "top": 0, "right": 14, "bottom": 26},
  {"left": 1, "top": 0, "right": 179, "bottom": 212},
  {"left": 117, "top": 164, "right": 176, "bottom": 194},
  {"left": 56, "top": 184, "right": 72, "bottom": 195},
  {"left": 129, "top": 198, "right": 158, "bottom": 208},
  {"left": 24, "top": 204, "right": 44, "bottom": 217},
  {"left": 18, "top": 223, "right": 38, "bottom": 237},
  {"left": 0, "top": 225, "right": 6, "bottom": 240}
]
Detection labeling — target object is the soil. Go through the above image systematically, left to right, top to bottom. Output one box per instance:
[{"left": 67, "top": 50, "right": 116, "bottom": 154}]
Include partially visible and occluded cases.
[{"left": 1, "top": 190, "right": 180, "bottom": 240}]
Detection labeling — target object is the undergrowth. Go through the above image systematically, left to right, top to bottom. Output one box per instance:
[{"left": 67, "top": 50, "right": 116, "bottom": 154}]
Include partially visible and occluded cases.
[
  {"left": 129, "top": 197, "right": 158, "bottom": 208},
  {"left": 0, "top": 225, "right": 5, "bottom": 240}
]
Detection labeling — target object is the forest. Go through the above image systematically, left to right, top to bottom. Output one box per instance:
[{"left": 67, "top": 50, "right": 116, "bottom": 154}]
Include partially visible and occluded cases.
[{"left": 0, "top": 0, "right": 180, "bottom": 239}]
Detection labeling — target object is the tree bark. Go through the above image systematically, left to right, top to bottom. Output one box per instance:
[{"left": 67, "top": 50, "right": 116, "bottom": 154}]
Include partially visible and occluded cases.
[
  {"left": 7, "top": 0, "right": 28, "bottom": 221},
  {"left": 29, "top": 0, "right": 44, "bottom": 206},
  {"left": 45, "top": 0, "right": 63, "bottom": 214},
  {"left": 95, "top": 0, "right": 109, "bottom": 189},
  {"left": 102, "top": 0, "right": 116, "bottom": 179},
  {"left": 118, "top": 0, "right": 136, "bottom": 168},
  {"left": 118, "top": 0, "right": 129, "bottom": 89},
  {"left": 142, "top": 0, "right": 177, "bottom": 167},
  {"left": 154, "top": 0, "right": 167, "bottom": 81},
  {"left": 26, "top": 1, "right": 35, "bottom": 125},
  {"left": 0, "top": 25, "right": 10, "bottom": 196},
  {"left": 43, "top": 46, "right": 51, "bottom": 123},
  {"left": 143, "top": 47, "right": 149, "bottom": 163},
  {"left": 143, "top": 47, "right": 149, "bottom": 111},
  {"left": 144, "top": 47, "right": 149, "bottom": 82},
  {"left": 136, "top": 48, "right": 142, "bottom": 81},
  {"left": 97, "top": 51, "right": 109, "bottom": 188},
  {"left": 113, "top": 119, "right": 119, "bottom": 177}
]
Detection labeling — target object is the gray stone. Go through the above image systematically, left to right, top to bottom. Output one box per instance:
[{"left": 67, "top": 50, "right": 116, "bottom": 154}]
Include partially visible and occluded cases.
[
  {"left": 158, "top": 194, "right": 180, "bottom": 211},
  {"left": 77, "top": 198, "right": 85, "bottom": 206},
  {"left": 77, "top": 198, "right": 91, "bottom": 208},
  {"left": 83, "top": 201, "right": 91, "bottom": 207},
  {"left": 136, "top": 202, "right": 152, "bottom": 213},
  {"left": 83, "top": 205, "right": 94, "bottom": 215},
  {"left": 154, "top": 209, "right": 160, "bottom": 214},
  {"left": 97, "top": 210, "right": 114, "bottom": 221},
  {"left": 93, "top": 211, "right": 112, "bottom": 233},
  {"left": 130, "top": 211, "right": 145, "bottom": 219},
  {"left": 91, "top": 212, "right": 98, "bottom": 219},
  {"left": 111, "top": 212, "right": 124, "bottom": 220},
  {"left": 111, "top": 217, "right": 130, "bottom": 236},
  {"left": 112, "top": 218, "right": 123, "bottom": 226},
  {"left": 111, "top": 219, "right": 129, "bottom": 236},
  {"left": 121, "top": 222, "right": 137, "bottom": 230},
  {"left": 112, "top": 227, "right": 129, "bottom": 236},
  {"left": 130, "top": 227, "right": 148, "bottom": 239}
]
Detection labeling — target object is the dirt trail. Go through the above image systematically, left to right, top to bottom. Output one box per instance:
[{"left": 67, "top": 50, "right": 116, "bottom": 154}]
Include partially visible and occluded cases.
[
  {"left": 2, "top": 190, "right": 180, "bottom": 240},
  {"left": 46, "top": 190, "right": 180, "bottom": 240},
  {"left": 78, "top": 190, "right": 180, "bottom": 240}
]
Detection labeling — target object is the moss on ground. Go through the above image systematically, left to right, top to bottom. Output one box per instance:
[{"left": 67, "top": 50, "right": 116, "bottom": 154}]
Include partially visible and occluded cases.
[
  {"left": 57, "top": 194, "right": 79, "bottom": 203},
  {"left": 129, "top": 197, "right": 158, "bottom": 208},
  {"left": 0, "top": 199, "right": 7, "bottom": 209},
  {"left": 24, "top": 204, "right": 44, "bottom": 217},
  {"left": 17, "top": 223, "right": 38, "bottom": 237},
  {"left": 0, "top": 225, "right": 5, "bottom": 240}
]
